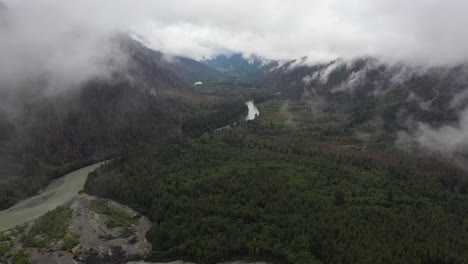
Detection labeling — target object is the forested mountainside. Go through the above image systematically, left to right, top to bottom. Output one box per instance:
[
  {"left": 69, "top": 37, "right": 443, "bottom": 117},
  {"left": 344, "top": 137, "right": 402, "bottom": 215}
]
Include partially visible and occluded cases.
[
  {"left": 0, "top": 36, "right": 244, "bottom": 210},
  {"left": 127, "top": 36, "right": 222, "bottom": 84},
  {"left": 262, "top": 57, "right": 468, "bottom": 188},
  {"left": 263, "top": 57, "right": 468, "bottom": 126},
  {"left": 262, "top": 58, "right": 468, "bottom": 173}
]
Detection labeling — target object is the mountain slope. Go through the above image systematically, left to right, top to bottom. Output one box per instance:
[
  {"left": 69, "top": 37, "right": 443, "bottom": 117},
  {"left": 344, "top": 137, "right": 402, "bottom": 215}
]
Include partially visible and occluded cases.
[
  {"left": 0, "top": 36, "right": 246, "bottom": 209},
  {"left": 125, "top": 37, "right": 222, "bottom": 84},
  {"left": 204, "top": 53, "right": 277, "bottom": 78},
  {"left": 262, "top": 57, "right": 468, "bottom": 187},
  {"left": 263, "top": 57, "right": 468, "bottom": 127}
]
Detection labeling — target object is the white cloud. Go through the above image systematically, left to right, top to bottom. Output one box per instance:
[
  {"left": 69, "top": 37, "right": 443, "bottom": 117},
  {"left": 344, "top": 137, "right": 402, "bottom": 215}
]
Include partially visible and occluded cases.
[
  {"left": 2, "top": 0, "right": 468, "bottom": 95},
  {"left": 133, "top": 0, "right": 468, "bottom": 65},
  {"left": 398, "top": 108, "right": 468, "bottom": 158}
]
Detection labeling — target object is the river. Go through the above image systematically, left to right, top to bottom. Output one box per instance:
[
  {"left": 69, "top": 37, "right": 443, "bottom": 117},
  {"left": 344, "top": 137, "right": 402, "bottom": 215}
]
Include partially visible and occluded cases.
[
  {"left": 215, "top": 100, "right": 260, "bottom": 132},
  {"left": 245, "top": 100, "right": 260, "bottom": 121},
  {"left": 0, "top": 101, "right": 260, "bottom": 231},
  {"left": 0, "top": 161, "right": 107, "bottom": 231}
]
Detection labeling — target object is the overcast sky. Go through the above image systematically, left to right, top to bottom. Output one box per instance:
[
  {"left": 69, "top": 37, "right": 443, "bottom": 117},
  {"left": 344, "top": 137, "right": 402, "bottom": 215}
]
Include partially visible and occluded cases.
[
  {"left": 1, "top": 0, "right": 468, "bottom": 83},
  {"left": 137, "top": 0, "right": 468, "bottom": 65}
]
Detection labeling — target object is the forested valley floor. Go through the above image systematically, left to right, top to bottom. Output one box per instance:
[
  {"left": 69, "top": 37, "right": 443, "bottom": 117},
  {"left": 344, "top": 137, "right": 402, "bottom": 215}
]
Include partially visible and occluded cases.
[{"left": 86, "top": 99, "right": 468, "bottom": 264}]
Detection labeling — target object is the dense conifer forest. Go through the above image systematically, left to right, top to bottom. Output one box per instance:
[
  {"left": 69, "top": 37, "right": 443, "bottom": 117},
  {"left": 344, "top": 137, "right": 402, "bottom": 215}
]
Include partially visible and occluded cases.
[{"left": 86, "top": 99, "right": 468, "bottom": 264}]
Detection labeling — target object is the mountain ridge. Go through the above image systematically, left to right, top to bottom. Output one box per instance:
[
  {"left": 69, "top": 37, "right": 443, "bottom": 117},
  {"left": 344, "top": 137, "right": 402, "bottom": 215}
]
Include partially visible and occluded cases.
[
  {"left": 0, "top": 34, "right": 245, "bottom": 209},
  {"left": 203, "top": 53, "right": 278, "bottom": 78}
]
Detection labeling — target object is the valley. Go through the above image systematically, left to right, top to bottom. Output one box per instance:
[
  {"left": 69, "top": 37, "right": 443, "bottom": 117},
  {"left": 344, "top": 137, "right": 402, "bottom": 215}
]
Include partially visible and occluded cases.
[
  {"left": 1, "top": 4, "right": 468, "bottom": 262},
  {"left": 1, "top": 58, "right": 467, "bottom": 263},
  {"left": 84, "top": 98, "right": 468, "bottom": 264},
  {"left": 0, "top": 99, "right": 264, "bottom": 263},
  {"left": 0, "top": 100, "right": 261, "bottom": 232}
]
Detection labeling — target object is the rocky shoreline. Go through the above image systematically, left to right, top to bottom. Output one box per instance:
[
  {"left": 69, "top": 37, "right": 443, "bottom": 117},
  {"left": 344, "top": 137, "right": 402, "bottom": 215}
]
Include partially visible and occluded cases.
[{"left": 0, "top": 194, "right": 151, "bottom": 264}]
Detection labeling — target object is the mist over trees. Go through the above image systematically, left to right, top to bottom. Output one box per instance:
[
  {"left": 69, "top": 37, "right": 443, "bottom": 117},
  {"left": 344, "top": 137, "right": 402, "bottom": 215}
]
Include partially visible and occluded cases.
[{"left": 263, "top": 57, "right": 468, "bottom": 173}]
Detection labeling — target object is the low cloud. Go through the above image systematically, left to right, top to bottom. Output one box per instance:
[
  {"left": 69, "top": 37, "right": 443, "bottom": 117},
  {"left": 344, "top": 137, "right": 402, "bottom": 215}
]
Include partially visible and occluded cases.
[
  {"left": 0, "top": 0, "right": 135, "bottom": 95},
  {"left": 2, "top": 0, "right": 468, "bottom": 90},
  {"left": 137, "top": 0, "right": 468, "bottom": 66},
  {"left": 397, "top": 109, "right": 468, "bottom": 159}
]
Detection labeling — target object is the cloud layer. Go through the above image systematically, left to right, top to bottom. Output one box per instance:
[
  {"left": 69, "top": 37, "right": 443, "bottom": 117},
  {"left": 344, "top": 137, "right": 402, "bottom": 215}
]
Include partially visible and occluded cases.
[
  {"left": 0, "top": 0, "right": 132, "bottom": 94},
  {"left": 2, "top": 0, "right": 468, "bottom": 71},
  {"left": 137, "top": 0, "right": 468, "bottom": 65}
]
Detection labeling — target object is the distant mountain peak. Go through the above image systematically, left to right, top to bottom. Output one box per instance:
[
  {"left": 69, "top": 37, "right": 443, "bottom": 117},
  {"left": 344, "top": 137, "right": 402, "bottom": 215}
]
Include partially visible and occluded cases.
[{"left": 203, "top": 53, "right": 277, "bottom": 77}]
